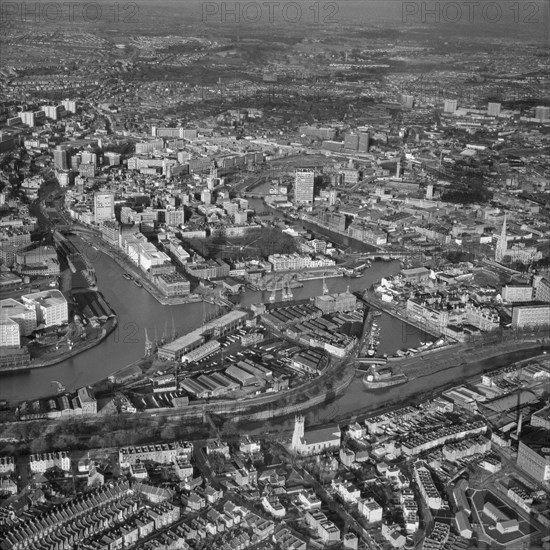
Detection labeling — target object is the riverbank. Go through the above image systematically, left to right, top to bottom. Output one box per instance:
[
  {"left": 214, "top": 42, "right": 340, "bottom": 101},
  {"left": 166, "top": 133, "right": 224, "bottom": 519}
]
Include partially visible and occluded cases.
[
  {"left": 249, "top": 198, "right": 380, "bottom": 255},
  {"left": 71, "top": 229, "right": 204, "bottom": 307},
  {"left": 359, "top": 292, "right": 441, "bottom": 339},
  {"left": 0, "top": 317, "right": 118, "bottom": 374},
  {"left": 30, "top": 317, "right": 118, "bottom": 369},
  {"left": 2, "top": 345, "right": 548, "bottom": 457},
  {"left": 334, "top": 346, "right": 549, "bottom": 425}
]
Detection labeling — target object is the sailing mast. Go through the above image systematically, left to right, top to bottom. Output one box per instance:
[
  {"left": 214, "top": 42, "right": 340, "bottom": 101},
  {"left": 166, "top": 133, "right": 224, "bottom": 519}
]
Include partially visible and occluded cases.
[
  {"left": 285, "top": 279, "right": 293, "bottom": 301},
  {"left": 171, "top": 315, "right": 176, "bottom": 342},
  {"left": 144, "top": 328, "right": 153, "bottom": 356}
]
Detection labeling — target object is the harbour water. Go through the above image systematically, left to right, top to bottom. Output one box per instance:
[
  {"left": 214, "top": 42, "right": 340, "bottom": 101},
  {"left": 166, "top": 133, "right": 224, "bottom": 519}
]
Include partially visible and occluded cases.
[
  {"left": 0, "top": 237, "right": 429, "bottom": 403},
  {"left": 318, "top": 346, "right": 546, "bottom": 425}
]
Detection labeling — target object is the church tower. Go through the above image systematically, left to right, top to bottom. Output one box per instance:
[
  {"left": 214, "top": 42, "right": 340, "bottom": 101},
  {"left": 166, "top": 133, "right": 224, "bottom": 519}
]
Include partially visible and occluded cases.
[
  {"left": 495, "top": 213, "right": 508, "bottom": 262},
  {"left": 291, "top": 415, "right": 305, "bottom": 453}
]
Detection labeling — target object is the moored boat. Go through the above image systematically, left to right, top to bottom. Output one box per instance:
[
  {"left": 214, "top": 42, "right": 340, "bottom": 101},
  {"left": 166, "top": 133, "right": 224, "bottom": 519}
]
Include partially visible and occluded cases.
[
  {"left": 123, "top": 273, "right": 133, "bottom": 280},
  {"left": 134, "top": 280, "right": 143, "bottom": 288},
  {"left": 363, "top": 366, "right": 408, "bottom": 389}
]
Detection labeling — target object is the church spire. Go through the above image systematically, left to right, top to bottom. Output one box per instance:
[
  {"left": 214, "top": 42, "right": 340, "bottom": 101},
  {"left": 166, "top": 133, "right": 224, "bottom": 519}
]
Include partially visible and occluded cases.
[{"left": 495, "top": 213, "right": 508, "bottom": 262}]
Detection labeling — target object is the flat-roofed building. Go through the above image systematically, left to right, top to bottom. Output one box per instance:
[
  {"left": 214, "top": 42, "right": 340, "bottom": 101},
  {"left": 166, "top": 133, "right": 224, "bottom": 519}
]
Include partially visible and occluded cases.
[
  {"left": 294, "top": 170, "right": 314, "bottom": 204},
  {"left": 94, "top": 192, "right": 115, "bottom": 224},
  {"left": 156, "top": 272, "right": 190, "bottom": 296},
  {"left": 533, "top": 276, "right": 550, "bottom": 303},
  {"left": 501, "top": 284, "right": 533, "bottom": 303},
  {"left": 21, "top": 289, "right": 68, "bottom": 328},
  {"left": 0, "top": 298, "right": 37, "bottom": 347},
  {"left": 511, "top": 304, "right": 550, "bottom": 329},
  {"left": 158, "top": 311, "right": 247, "bottom": 360},
  {"left": 158, "top": 332, "right": 205, "bottom": 361},
  {"left": 181, "top": 340, "right": 220, "bottom": 363},
  {"left": 517, "top": 428, "right": 550, "bottom": 482},
  {"left": 414, "top": 462, "right": 442, "bottom": 510},
  {"left": 358, "top": 498, "right": 383, "bottom": 522}
]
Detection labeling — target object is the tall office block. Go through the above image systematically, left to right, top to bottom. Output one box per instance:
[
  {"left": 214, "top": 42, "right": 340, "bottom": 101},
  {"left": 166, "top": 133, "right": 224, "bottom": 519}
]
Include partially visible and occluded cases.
[
  {"left": 401, "top": 95, "right": 414, "bottom": 109},
  {"left": 444, "top": 99, "right": 457, "bottom": 113},
  {"left": 62, "top": 100, "right": 77, "bottom": 113},
  {"left": 488, "top": 102, "right": 501, "bottom": 117},
  {"left": 535, "top": 106, "right": 550, "bottom": 121},
  {"left": 20, "top": 112, "right": 36, "bottom": 127},
  {"left": 358, "top": 132, "right": 370, "bottom": 153},
  {"left": 344, "top": 133, "right": 359, "bottom": 151},
  {"left": 53, "top": 148, "right": 69, "bottom": 170},
  {"left": 294, "top": 170, "right": 315, "bottom": 204},
  {"left": 426, "top": 184, "right": 434, "bottom": 200},
  {"left": 94, "top": 193, "right": 115, "bottom": 224}
]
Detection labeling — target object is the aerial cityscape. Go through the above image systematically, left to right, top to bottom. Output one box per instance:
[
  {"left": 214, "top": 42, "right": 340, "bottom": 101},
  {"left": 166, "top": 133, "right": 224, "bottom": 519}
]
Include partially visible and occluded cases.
[{"left": 0, "top": 1, "right": 549, "bottom": 549}]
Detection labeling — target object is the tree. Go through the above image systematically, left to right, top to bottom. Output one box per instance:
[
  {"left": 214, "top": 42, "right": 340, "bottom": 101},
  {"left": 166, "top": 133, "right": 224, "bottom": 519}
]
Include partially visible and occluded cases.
[
  {"left": 160, "top": 425, "right": 176, "bottom": 441},
  {"left": 30, "top": 438, "right": 49, "bottom": 453}
]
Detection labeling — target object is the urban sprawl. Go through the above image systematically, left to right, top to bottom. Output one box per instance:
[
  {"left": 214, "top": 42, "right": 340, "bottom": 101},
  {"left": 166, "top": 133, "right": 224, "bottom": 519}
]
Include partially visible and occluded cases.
[{"left": 0, "top": 14, "right": 549, "bottom": 550}]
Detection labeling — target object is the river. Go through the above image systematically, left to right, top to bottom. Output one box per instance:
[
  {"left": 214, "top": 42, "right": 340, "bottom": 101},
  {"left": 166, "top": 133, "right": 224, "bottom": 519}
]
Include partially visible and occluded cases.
[{"left": 0, "top": 236, "right": 430, "bottom": 403}]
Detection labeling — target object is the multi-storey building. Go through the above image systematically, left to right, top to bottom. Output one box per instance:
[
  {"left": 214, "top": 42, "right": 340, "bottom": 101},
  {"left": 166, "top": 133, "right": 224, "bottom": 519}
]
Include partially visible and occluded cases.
[
  {"left": 444, "top": 99, "right": 457, "bottom": 113},
  {"left": 487, "top": 102, "right": 501, "bottom": 116},
  {"left": 135, "top": 139, "right": 164, "bottom": 154},
  {"left": 294, "top": 170, "right": 314, "bottom": 204},
  {"left": 94, "top": 192, "right": 115, "bottom": 224},
  {"left": 166, "top": 208, "right": 185, "bottom": 227},
  {"left": 101, "top": 220, "right": 120, "bottom": 245},
  {"left": 15, "top": 246, "right": 60, "bottom": 277},
  {"left": 268, "top": 253, "right": 305, "bottom": 272},
  {"left": 185, "top": 259, "right": 230, "bottom": 279},
  {"left": 156, "top": 272, "right": 191, "bottom": 296},
  {"left": 533, "top": 276, "right": 550, "bottom": 303},
  {"left": 501, "top": 284, "right": 533, "bottom": 303},
  {"left": 22, "top": 290, "right": 68, "bottom": 328},
  {"left": 314, "top": 290, "right": 357, "bottom": 314},
  {"left": 0, "top": 298, "right": 37, "bottom": 347},
  {"left": 406, "top": 299, "right": 449, "bottom": 334},
  {"left": 511, "top": 304, "right": 550, "bottom": 329},
  {"left": 402, "top": 420, "right": 487, "bottom": 456},
  {"left": 517, "top": 429, "right": 550, "bottom": 482},
  {"left": 442, "top": 436, "right": 490, "bottom": 461},
  {"left": 119, "top": 441, "right": 193, "bottom": 467},
  {"left": 29, "top": 451, "right": 71, "bottom": 473},
  {"left": 0, "top": 457, "right": 15, "bottom": 475},
  {"left": 414, "top": 462, "right": 442, "bottom": 510},
  {"left": 358, "top": 499, "right": 383, "bottom": 522}
]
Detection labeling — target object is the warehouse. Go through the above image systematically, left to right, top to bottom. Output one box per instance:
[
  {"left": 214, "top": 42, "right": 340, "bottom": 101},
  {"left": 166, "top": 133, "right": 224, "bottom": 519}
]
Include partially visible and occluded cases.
[{"left": 225, "top": 365, "right": 258, "bottom": 386}]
